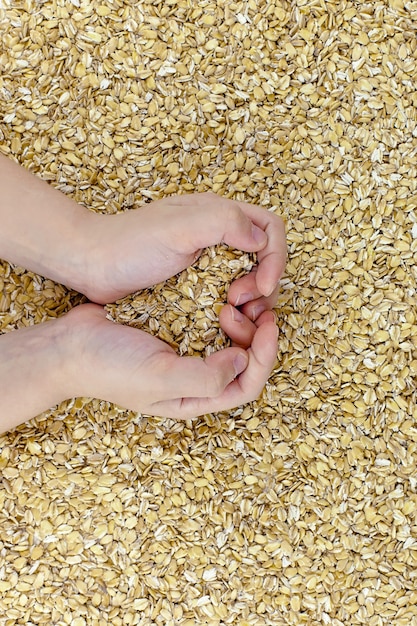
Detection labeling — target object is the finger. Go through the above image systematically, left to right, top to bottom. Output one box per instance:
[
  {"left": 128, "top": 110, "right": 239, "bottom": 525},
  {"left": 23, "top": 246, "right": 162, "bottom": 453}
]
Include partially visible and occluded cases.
[
  {"left": 237, "top": 203, "right": 287, "bottom": 297},
  {"left": 227, "top": 268, "right": 260, "bottom": 305},
  {"left": 227, "top": 270, "right": 280, "bottom": 309},
  {"left": 239, "top": 287, "right": 280, "bottom": 322},
  {"left": 219, "top": 303, "right": 257, "bottom": 349},
  {"left": 220, "top": 305, "right": 276, "bottom": 349},
  {"left": 254, "top": 309, "right": 276, "bottom": 327},
  {"left": 236, "top": 318, "right": 278, "bottom": 396},
  {"left": 154, "top": 319, "right": 278, "bottom": 419},
  {"left": 160, "top": 345, "right": 249, "bottom": 401}
]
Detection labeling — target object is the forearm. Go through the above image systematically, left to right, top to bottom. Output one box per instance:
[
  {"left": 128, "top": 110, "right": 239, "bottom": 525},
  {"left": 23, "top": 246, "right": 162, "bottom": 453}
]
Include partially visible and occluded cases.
[
  {"left": 0, "top": 153, "right": 94, "bottom": 293},
  {"left": 0, "top": 319, "right": 70, "bottom": 433}
]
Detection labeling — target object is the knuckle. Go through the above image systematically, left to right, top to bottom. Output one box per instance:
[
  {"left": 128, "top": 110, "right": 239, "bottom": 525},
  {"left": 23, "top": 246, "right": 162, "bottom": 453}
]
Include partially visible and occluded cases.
[
  {"left": 200, "top": 191, "right": 217, "bottom": 202},
  {"left": 224, "top": 201, "right": 243, "bottom": 223},
  {"left": 277, "top": 214, "right": 286, "bottom": 234},
  {"left": 206, "top": 368, "right": 227, "bottom": 397},
  {"left": 242, "top": 378, "right": 265, "bottom": 405}
]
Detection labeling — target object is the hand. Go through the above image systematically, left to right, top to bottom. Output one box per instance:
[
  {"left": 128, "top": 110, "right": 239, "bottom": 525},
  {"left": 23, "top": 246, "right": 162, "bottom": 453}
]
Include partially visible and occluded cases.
[
  {"left": 0, "top": 158, "right": 286, "bottom": 321},
  {"left": 84, "top": 192, "right": 286, "bottom": 305},
  {"left": 61, "top": 303, "right": 278, "bottom": 419}
]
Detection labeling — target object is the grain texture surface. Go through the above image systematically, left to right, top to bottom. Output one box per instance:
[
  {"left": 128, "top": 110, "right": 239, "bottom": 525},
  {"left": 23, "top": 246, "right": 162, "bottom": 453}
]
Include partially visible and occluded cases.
[{"left": 1, "top": 0, "right": 417, "bottom": 624}]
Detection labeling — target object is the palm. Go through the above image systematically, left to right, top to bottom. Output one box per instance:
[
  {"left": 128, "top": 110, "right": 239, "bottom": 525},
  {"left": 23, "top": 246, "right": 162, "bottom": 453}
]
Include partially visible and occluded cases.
[
  {"left": 91, "top": 203, "right": 200, "bottom": 304},
  {"left": 65, "top": 304, "right": 178, "bottom": 410}
]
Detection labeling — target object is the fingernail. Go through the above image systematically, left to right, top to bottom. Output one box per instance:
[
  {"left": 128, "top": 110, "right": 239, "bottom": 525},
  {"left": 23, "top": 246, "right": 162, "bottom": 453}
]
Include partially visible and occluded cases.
[
  {"left": 252, "top": 225, "right": 267, "bottom": 245},
  {"left": 264, "top": 280, "right": 279, "bottom": 298},
  {"left": 235, "top": 292, "right": 253, "bottom": 306},
  {"left": 252, "top": 304, "right": 266, "bottom": 321},
  {"left": 231, "top": 307, "right": 244, "bottom": 323},
  {"left": 234, "top": 353, "right": 248, "bottom": 376}
]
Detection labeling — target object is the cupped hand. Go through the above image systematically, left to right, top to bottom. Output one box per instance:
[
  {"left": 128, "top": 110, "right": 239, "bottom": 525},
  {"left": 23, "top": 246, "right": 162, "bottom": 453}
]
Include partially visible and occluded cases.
[
  {"left": 85, "top": 192, "right": 286, "bottom": 305},
  {"left": 61, "top": 303, "right": 278, "bottom": 419}
]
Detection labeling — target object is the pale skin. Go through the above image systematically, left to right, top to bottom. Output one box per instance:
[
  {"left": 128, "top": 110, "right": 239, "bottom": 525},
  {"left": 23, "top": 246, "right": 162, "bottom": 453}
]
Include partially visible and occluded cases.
[{"left": 0, "top": 154, "right": 286, "bottom": 433}]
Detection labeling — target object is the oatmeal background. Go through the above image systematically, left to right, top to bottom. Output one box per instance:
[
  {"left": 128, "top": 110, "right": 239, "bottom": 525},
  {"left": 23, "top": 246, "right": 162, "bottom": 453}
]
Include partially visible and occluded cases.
[{"left": 1, "top": 0, "right": 417, "bottom": 624}]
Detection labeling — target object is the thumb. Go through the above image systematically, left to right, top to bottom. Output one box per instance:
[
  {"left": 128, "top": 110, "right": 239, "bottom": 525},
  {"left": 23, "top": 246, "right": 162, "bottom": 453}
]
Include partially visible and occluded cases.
[
  {"left": 173, "top": 193, "right": 268, "bottom": 252},
  {"left": 212, "top": 197, "right": 268, "bottom": 251},
  {"left": 161, "top": 347, "right": 249, "bottom": 401}
]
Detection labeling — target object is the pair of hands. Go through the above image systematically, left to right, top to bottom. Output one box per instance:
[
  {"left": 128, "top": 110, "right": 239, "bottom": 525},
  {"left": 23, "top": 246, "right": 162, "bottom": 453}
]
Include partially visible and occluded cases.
[{"left": 62, "top": 193, "right": 286, "bottom": 419}]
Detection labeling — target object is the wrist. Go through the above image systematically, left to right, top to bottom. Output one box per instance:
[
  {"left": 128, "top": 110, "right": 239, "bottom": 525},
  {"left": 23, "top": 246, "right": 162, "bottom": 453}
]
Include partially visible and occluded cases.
[
  {"left": 0, "top": 155, "right": 98, "bottom": 295},
  {"left": 51, "top": 205, "right": 101, "bottom": 298},
  {"left": 72, "top": 211, "right": 120, "bottom": 304},
  {"left": 75, "top": 211, "right": 155, "bottom": 305},
  {"left": 55, "top": 303, "right": 108, "bottom": 401},
  {"left": 46, "top": 315, "right": 79, "bottom": 402},
  {"left": 0, "top": 317, "right": 74, "bottom": 432}
]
